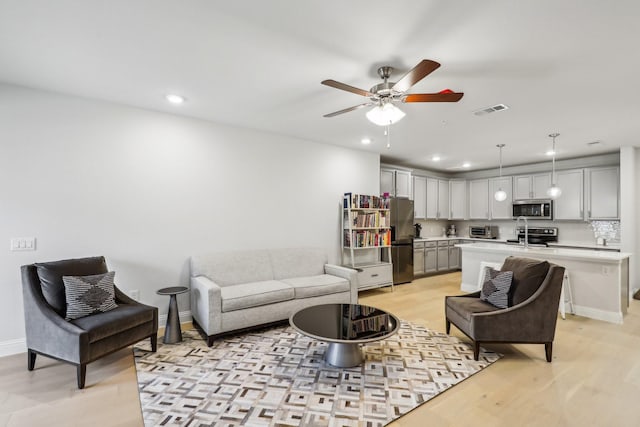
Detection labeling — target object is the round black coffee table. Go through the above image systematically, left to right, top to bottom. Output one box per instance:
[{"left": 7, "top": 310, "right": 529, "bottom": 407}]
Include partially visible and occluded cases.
[{"left": 289, "top": 303, "right": 400, "bottom": 368}]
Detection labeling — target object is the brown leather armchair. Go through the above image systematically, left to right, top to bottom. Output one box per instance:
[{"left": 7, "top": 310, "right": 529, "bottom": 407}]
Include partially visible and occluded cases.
[
  {"left": 21, "top": 256, "right": 158, "bottom": 388},
  {"left": 445, "top": 257, "right": 565, "bottom": 362}
]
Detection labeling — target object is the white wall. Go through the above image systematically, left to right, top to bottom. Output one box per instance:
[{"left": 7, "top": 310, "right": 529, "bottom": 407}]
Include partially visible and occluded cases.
[
  {"left": 0, "top": 84, "right": 380, "bottom": 353},
  {"left": 620, "top": 146, "right": 638, "bottom": 296}
]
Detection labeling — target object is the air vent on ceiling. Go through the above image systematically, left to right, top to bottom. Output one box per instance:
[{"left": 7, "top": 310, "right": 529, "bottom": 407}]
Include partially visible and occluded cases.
[{"left": 473, "top": 103, "right": 510, "bottom": 116}]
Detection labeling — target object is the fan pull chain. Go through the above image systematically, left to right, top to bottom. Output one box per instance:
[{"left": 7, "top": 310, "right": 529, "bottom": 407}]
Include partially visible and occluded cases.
[{"left": 385, "top": 123, "right": 391, "bottom": 149}]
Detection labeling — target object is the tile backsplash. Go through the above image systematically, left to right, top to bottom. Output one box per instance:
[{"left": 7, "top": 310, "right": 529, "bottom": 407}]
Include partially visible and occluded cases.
[{"left": 590, "top": 221, "right": 620, "bottom": 242}]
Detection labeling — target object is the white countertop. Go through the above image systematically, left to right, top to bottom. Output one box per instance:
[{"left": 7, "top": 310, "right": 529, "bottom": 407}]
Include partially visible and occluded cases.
[
  {"left": 414, "top": 236, "right": 620, "bottom": 251},
  {"left": 456, "top": 242, "right": 631, "bottom": 262}
]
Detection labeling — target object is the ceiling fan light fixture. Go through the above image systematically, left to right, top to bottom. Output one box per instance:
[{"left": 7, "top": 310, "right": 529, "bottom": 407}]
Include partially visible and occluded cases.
[{"left": 366, "top": 102, "right": 405, "bottom": 126}]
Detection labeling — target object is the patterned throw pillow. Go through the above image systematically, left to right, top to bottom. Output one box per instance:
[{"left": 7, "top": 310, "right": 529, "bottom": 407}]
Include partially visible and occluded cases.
[
  {"left": 480, "top": 268, "right": 513, "bottom": 309},
  {"left": 63, "top": 271, "right": 118, "bottom": 320}
]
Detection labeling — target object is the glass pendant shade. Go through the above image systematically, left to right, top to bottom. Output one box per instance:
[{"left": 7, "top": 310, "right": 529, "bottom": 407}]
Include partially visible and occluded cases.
[
  {"left": 366, "top": 102, "right": 406, "bottom": 126},
  {"left": 494, "top": 143, "right": 507, "bottom": 202},
  {"left": 547, "top": 184, "right": 562, "bottom": 199}
]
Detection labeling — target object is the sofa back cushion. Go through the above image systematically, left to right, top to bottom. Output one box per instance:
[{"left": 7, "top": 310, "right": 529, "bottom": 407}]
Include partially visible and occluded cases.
[
  {"left": 269, "top": 248, "right": 327, "bottom": 280},
  {"left": 190, "top": 251, "right": 274, "bottom": 286},
  {"left": 35, "top": 256, "right": 109, "bottom": 317},
  {"left": 501, "top": 256, "right": 550, "bottom": 306}
]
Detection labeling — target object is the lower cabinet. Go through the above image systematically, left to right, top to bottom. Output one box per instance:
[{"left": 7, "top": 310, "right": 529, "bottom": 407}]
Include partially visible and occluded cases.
[
  {"left": 414, "top": 239, "right": 460, "bottom": 277},
  {"left": 356, "top": 263, "right": 393, "bottom": 291}
]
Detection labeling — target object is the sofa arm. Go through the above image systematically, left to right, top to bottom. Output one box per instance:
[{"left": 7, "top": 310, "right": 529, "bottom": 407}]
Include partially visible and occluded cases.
[
  {"left": 325, "top": 264, "right": 359, "bottom": 304},
  {"left": 190, "top": 276, "right": 222, "bottom": 335}
]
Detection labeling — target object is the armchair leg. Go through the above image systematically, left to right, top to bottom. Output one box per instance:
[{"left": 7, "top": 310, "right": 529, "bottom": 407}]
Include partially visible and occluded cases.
[
  {"left": 445, "top": 319, "right": 451, "bottom": 334},
  {"left": 150, "top": 334, "right": 157, "bottom": 352},
  {"left": 473, "top": 341, "right": 480, "bottom": 361},
  {"left": 545, "top": 342, "right": 553, "bottom": 362},
  {"left": 27, "top": 349, "right": 37, "bottom": 371},
  {"left": 77, "top": 364, "right": 86, "bottom": 389}
]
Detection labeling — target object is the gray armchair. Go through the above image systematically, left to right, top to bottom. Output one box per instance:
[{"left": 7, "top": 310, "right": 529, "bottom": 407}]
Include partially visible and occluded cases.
[
  {"left": 21, "top": 256, "right": 158, "bottom": 388},
  {"left": 445, "top": 257, "right": 565, "bottom": 362}
]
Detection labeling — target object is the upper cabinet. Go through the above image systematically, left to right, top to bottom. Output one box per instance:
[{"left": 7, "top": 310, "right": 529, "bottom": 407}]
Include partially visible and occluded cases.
[
  {"left": 586, "top": 167, "right": 619, "bottom": 220},
  {"left": 380, "top": 168, "right": 412, "bottom": 198},
  {"left": 554, "top": 169, "right": 584, "bottom": 220},
  {"left": 513, "top": 173, "right": 551, "bottom": 200},
  {"left": 413, "top": 176, "right": 427, "bottom": 219},
  {"left": 490, "top": 176, "right": 513, "bottom": 219},
  {"left": 425, "top": 177, "right": 450, "bottom": 219},
  {"left": 468, "top": 179, "right": 489, "bottom": 219},
  {"left": 449, "top": 180, "right": 467, "bottom": 219}
]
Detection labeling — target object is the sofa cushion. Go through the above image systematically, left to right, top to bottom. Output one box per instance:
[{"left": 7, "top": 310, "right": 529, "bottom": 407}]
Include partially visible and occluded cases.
[
  {"left": 269, "top": 248, "right": 327, "bottom": 280},
  {"left": 191, "top": 251, "right": 274, "bottom": 286},
  {"left": 35, "top": 256, "right": 108, "bottom": 317},
  {"left": 501, "top": 257, "right": 550, "bottom": 306},
  {"left": 63, "top": 271, "right": 118, "bottom": 320},
  {"left": 282, "top": 274, "right": 350, "bottom": 299},
  {"left": 221, "top": 280, "right": 295, "bottom": 312},
  {"left": 446, "top": 296, "right": 501, "bottom": 322},
  {"left": 71, "top": 303, "right": 156, "bottom": 343}
]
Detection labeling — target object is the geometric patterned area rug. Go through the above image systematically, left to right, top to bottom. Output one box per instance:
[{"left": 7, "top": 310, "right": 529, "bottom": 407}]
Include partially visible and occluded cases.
[{"left": 133, "top": 321, "right": 500, "bottom": 426}]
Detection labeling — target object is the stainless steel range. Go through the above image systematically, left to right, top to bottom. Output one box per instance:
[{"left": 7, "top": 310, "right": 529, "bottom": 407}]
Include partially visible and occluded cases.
[{"left": 507, "top": 226, "right": 558, "bottom": 247}]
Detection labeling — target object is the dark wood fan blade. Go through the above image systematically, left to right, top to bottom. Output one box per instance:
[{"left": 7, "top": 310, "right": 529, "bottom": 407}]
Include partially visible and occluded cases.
[
  {"left": 392, "top": 60, "right": 441, "bottom": 92},
  {"left": 321, "top": 79, "right": 373, "bottom": 97},
  {"left": 403, "top": 92, "right": 464, "bottom": 103},
  {"left": 323, "top": 103, "right": 373, "bottom": 118}
]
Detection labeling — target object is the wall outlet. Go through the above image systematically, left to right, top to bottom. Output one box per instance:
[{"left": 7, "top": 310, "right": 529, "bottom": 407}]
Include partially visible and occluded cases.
[
  {"left": 10, "top": 237, "right": 36, "bottom": 251},
  {"left": 129, "top": 290, "right": 140, "bottom": 301}
]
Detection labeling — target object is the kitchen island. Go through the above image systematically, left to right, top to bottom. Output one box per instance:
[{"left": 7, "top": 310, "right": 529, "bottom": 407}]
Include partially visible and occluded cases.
[{"left": 457, "top": 242, "right": 631, "bottom": 324}]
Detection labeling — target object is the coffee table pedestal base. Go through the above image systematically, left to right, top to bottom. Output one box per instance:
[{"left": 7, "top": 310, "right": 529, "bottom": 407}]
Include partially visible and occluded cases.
[{"left": 325, "top": 342, "right": 362, "bottom": 368}]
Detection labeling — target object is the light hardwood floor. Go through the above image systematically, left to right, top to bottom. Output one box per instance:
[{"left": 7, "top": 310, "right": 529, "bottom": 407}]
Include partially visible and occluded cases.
[{"left": 1, "top": 272, "right": 638, "bottom": 426}]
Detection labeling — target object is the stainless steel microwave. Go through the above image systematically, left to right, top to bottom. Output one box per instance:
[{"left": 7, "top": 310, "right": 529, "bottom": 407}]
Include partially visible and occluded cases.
[{"left": 512, "top": 199, "right": 553, "bottom": 219}]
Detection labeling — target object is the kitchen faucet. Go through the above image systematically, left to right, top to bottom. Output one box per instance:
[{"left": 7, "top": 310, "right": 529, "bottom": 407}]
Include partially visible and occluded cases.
[{"left": 515, "top": 216, "right": 529, "bottom": 249}]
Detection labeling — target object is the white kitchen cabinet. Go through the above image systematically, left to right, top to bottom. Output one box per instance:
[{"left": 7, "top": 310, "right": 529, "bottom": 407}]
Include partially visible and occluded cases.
[
  {"left": 586, "top": 166, "right": 619, "bottom": 219},
  {"left": 380, "top": 168, "right": 412, "bottom": 198},
  {"left": 554, "top": 169, "right": 584, "bottom": 220},
  {"left": 513, "top": 173, "right": 551, "bottom": 200},
  {"left": 413, "top": 176, "right": 427, "bottom": 219},
  {"left": 490, "top": 176, "right": 513, "bottom": 219},
  {"left": 426, "top": 177, "right": 449, "bottom": 219},
  {"left": 426, "top": 178, "right": 439, "bottom": 219},
  {"left": 438, "top": 179, "right": 450, "bottom": 219},
  {"left": 468, "top": 179, "right": 489, "bottom": 219},
  {"left": 450, "top": 180, "right": 467, "bottom": 219},
  {"left": 448, "top": 240, "right": 461, "bottom": 269},
  {"left": 413, "top": 241, "right": 425, "bottom": 275},
  {"left": 437, "top": 241, "right": 449, "bottom": 270},
  {"left": 424, "top": 242, "right": 437, "bottom": 273}
]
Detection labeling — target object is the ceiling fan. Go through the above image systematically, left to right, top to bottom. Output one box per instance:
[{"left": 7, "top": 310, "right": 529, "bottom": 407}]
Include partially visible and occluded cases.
[{"left": 321, "top": 59, "right": 463, "bottom": 125}]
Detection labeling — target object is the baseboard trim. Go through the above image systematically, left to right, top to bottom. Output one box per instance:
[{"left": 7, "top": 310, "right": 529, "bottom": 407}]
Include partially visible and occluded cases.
[
  {"left": 569, "top": 305, "right": 623, "bottom": 324},
  {"left": 158, "top": 310, "right": 192, "bottom": 327},
  {"left": 0, "top": 338, "right": 27, "bottom": 357}
]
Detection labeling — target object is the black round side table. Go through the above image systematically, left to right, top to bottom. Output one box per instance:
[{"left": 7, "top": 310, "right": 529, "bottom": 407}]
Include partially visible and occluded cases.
[{"left": 156, "top": 286, "right": 189, "bottom": 344}]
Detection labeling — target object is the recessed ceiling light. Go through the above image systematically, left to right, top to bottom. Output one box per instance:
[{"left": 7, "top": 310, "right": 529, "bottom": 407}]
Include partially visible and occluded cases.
[
  {"left": 165, "top": 94, "right": 185, "bottom": 104},
  {"left": 361, "top": 138, "right": 371, "bottom": 145},
  {"left": 546, "top": 150, "right": 556, "bottom": 156},
  {"left": 432, "top": 155, "right": 441, "bottom": 162},
  {"left": 462, "top": 162, "right": 471, "bottom": 168}
]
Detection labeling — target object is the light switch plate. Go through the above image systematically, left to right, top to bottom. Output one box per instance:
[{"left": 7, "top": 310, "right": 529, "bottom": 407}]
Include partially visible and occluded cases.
[{"left": 10, "top": 237, "right": 36, "bottom": 251}]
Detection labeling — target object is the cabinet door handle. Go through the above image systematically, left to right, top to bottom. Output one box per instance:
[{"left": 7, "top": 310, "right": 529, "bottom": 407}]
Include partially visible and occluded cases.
[{"left": 371, "top": 273, "right": 379, "bottom": 278}]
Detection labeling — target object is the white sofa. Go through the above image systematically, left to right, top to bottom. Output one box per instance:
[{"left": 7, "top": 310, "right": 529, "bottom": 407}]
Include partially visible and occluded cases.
[{"left": 190, "top": 248, "right": 358, "bottom": 346}]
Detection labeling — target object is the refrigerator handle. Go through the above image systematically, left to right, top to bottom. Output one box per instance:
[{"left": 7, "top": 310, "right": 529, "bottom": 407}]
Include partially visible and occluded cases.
[{"left": 390, "top": 225, "right": 396, "bottom": 242}]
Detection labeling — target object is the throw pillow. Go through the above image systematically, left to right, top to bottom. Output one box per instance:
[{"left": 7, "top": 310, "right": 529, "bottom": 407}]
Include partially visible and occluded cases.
[
  {"left": 480, "top": 268, "right": 513, "bottom": 309},
  {"left": 63, "top": 271, "right": 118, "bottom": 320}
]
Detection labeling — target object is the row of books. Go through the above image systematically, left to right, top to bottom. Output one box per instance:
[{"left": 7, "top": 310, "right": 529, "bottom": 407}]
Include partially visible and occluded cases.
[
  {"left": 343, "top": 193, "right": 390, "bottom": 209},
  {"left": 348, "top": 211, "right": 389, "bottom": 228},
  {"left": 343, "top": 230, "right": 391, "bottom": 248},
  {"left": 347, "top": 314, "right": 391, "bottom": 336}
]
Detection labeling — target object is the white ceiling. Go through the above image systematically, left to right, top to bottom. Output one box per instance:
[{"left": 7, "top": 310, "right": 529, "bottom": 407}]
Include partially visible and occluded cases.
[{"left": 1, "top": 0, "right": 638, "bottom": 172}]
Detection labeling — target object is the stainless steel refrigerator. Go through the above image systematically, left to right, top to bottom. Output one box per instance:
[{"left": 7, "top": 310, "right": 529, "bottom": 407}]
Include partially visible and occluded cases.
[{"left": 386, "top": 197, "right": 414, "bottom": 284}]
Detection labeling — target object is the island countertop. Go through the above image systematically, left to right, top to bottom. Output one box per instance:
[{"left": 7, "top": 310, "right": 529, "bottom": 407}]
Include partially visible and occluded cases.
[{"left": 455, "top": 242, "right": 630, "bottom": 263}]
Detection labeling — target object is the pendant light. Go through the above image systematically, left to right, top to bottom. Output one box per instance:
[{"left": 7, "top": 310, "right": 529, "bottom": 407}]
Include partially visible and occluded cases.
[
  {"left": 546, "top": 133, "right": 562, "bottom": 199},
  {"left": 494, "top": 144, "right": 507, "bottom": 201}
]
